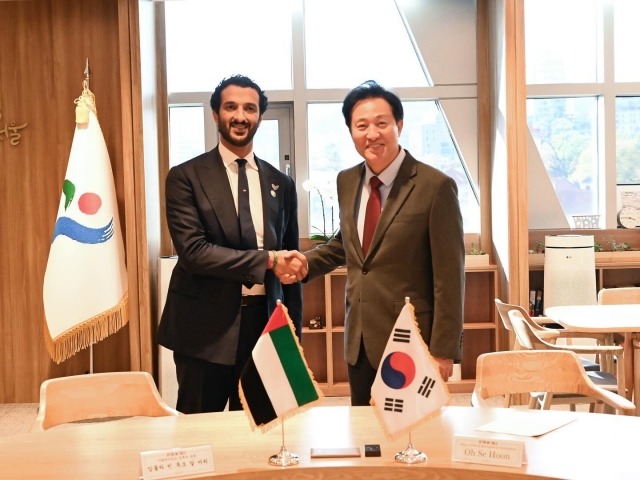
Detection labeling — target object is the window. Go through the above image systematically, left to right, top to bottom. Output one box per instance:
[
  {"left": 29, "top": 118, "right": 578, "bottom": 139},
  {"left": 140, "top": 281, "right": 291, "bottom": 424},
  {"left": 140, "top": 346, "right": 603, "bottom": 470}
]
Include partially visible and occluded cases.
[
  {"left": 164, "top": 0, "right": 481, "bottom": 236},
  {"left": 165, "top": 0, "right": 294, "bottom": 92},
  {"left": 304, "top": 0, "right": 428, "bottom": 88},
  {"left": 524, "top": 0, "right": 598, "bottom": 84},
  {"left": 614, "top": 0, "right": 640, "bottom": 82},
  {"left": 527, "top": 97, "right": 599, "bottom": 217},
  {"left": 616, "top": 97, "right": 640, "bottom": 184},
  {"left": 307, "top": 101, "right": 479, "bottom": 234},
  {"left": 169, "top": 106, "right": 205, "bottom": 168}
]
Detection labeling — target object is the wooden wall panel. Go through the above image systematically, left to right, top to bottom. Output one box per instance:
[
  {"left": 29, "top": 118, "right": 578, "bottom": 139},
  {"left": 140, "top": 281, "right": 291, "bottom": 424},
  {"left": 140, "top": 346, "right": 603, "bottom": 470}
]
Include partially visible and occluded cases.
[
  {"left": 0, "top": 0, "right": 145, "bottom": 402},
  {"left": 479, "top": 0, "right": 529, "bottom": 313}
]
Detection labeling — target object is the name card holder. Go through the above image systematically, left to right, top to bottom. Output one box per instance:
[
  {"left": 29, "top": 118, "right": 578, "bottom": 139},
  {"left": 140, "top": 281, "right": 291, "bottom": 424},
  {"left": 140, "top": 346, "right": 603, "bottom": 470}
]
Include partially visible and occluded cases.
[
  {"left": 452, "top": 435, "right": 525, "bottom": 468},
  {"left": 140, "top": 445, "right": 214, "bottom": 479}
]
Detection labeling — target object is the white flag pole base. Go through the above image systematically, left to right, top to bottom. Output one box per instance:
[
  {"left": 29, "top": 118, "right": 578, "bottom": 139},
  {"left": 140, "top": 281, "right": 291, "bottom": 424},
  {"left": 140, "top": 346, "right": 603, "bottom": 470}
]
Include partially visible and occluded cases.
[
  {"left": 268, "top": 420, "right": 299, "bottom": 467},
  {"left": 395, "top": 443, "right": 427, "bottom": 464}
]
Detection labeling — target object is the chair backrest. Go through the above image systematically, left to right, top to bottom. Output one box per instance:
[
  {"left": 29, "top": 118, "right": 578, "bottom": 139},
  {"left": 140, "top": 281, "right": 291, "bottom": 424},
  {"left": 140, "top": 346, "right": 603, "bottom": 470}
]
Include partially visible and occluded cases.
[
  {"left": 598, "top": 287, "right": 640, "bottom": 305},
  {"left": 494, "top": 298, "right": 517, "bottom": 332},
  {"left": 507, "top": 310, "right": 552, "bottom": 351},
  {"left": 472, "top": 350, "right": 635, "bottom": 415},
  {"left": 31, "top": 372, "right": 179, "bottom": 432}
]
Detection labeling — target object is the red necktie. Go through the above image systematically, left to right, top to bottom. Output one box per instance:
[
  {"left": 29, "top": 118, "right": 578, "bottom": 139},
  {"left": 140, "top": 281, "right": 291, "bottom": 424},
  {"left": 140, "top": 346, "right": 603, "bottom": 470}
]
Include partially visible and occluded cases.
[{"left": 362, "top": 176, "right": 382, "bottom": 256}]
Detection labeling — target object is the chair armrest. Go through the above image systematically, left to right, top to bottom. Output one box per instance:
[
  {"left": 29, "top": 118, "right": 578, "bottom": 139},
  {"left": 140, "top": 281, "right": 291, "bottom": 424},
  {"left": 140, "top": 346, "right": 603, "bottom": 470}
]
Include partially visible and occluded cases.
[
  {"left": 552, "top": 331, "right": 610, "bottom": 342},
  {"left": 547, "top": 344, "right": 624, "bottom": 355},
  {"left": 591, "top": 387, "right": 636, "bottom": 415},
  {"left": 471, "top": 391, "right": 493, "bottom": 408}
]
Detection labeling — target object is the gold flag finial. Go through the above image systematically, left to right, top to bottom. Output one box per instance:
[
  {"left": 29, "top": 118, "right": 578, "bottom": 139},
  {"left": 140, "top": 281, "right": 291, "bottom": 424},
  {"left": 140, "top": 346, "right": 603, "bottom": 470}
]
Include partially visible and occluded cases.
[{"left": 75, "top": 59, "right": 96, "bottom": 125}]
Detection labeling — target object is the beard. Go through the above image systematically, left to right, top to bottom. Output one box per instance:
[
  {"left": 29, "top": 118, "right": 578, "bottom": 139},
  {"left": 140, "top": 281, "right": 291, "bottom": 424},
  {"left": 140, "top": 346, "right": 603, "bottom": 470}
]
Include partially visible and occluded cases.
[{"left": 218, "top": 120, "right": 259, "bottom": 148}]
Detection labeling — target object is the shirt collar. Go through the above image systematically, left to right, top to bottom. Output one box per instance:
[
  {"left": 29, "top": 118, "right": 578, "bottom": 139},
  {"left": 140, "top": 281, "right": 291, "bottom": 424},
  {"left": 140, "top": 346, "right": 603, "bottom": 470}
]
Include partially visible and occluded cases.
[
  {"left": 219, "top": 142, "right": 257, "bottom": 170},
  {"left": 364, "top": 147, "right": 406, "bottom": 187}
]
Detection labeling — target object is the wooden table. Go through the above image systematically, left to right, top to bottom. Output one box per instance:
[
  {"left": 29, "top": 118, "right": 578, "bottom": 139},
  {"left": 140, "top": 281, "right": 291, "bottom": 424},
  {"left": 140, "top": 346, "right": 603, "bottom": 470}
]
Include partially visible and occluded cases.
[
  {"left": 546, "top": 304, "right": 640, "bottom": 412},
  {"left": 1, "top": 406, "right": 639, "bottom": 479}
]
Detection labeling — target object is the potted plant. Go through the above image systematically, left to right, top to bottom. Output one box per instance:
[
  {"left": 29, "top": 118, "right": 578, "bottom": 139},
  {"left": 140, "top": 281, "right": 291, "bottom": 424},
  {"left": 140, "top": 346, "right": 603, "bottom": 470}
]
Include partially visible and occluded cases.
[
  {"left": 303, "top": 179, "right": 338, "bottom": 244},
  {"left": 594, "top": 236, "right": 640, "bottom": 263},
  {"left": 528, "top": 240, "right": 545, "bottom": 268},
  {"left": 465, "top": 242, "right": 489, "bottom": 266}
]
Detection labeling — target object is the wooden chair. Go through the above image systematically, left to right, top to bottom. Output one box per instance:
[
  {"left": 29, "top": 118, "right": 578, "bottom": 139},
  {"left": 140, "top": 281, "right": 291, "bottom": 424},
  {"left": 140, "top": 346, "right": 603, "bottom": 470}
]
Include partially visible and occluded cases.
[
  {"left": 597, "top": 286, "right": 640, "bottom": 381},
  {"left": 495, "top": 299, "right": 602, "bottom": 368},
  {"left": 508, "top": 310, "right": 625, "bottom": 411},
  {"left": 635, "top": 338, "right": 640, "bottom": 416},
  {"left": 472, "top": 350, "right": 635, "bottom": 416},
  {"left": 31, "top": 372, "right": 179, "bottom": 432}
]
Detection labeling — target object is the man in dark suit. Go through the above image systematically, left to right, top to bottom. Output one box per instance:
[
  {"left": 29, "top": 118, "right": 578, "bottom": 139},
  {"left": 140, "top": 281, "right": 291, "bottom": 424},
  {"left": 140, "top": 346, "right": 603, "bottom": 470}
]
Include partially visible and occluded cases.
[
  {"left": 157, "top": 75, "right": 305, "bottom": 414},
  {"left": 299, "top": 81, "right": 465, "bottom": 406}
]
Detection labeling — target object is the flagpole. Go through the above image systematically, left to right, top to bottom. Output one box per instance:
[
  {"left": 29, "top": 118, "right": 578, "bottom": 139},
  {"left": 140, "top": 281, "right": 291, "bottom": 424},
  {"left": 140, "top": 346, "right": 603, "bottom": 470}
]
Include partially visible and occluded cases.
[
  {"left": 84, "top": 57, "right": 94, "bottom": 376},
  {"left": 268, "top": 418, "right": 300, "bottom": 467}
]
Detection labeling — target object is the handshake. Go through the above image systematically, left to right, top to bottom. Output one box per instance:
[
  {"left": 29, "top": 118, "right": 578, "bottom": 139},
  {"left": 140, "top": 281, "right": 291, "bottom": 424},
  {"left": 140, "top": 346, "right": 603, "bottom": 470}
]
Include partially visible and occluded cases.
[{"left": 269, "top": 250, "right": 308, "bottom": 284}]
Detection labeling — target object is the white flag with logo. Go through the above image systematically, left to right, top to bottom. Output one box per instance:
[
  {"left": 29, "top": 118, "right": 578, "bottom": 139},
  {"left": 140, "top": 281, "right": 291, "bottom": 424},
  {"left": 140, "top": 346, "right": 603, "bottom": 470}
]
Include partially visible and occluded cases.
[
  {"left": 42, "top": 82, "right": 128, "bottom": 364},
  {"left": 370, "top": 301, "right": 451, "bottom": 440}
]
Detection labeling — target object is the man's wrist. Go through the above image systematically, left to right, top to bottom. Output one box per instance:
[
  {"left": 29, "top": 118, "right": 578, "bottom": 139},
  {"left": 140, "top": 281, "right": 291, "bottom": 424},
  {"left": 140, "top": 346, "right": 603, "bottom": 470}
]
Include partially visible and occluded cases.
[{"left": 269, "top": 250, "right": 278, "bottom": 272}]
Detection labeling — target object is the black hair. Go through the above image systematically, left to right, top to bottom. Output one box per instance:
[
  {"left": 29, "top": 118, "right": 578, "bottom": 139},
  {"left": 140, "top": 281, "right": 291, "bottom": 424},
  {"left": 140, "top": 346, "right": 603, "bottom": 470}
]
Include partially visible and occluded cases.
[
  {"left": 209, "top": 74, "right": 268, "bottom": 115},
  {"left": 341, "top": 80, "right": 403, "bottom": 129}
]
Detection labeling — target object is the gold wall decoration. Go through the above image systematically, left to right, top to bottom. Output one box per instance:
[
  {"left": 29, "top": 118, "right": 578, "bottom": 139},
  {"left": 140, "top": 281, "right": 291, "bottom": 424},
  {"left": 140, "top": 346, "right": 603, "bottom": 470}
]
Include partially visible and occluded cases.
[{"left": 0, "top": 99, "right": 28, "bottom": 146}]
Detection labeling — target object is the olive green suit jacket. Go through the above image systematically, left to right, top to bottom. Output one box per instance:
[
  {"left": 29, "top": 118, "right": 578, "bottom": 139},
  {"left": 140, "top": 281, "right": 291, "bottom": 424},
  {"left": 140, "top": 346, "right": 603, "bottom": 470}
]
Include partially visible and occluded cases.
[{"left": 305, "top": 151, "right": 465, "bottom": 369}]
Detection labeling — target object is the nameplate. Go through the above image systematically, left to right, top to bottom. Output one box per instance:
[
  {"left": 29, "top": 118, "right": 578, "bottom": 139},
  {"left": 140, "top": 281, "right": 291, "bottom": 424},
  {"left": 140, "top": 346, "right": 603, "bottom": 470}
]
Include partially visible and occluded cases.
[
  {"left": 452, "top": 435, "right": 524, "bottom": 468},
  {"left": 140, "top": 445, "right": 214, "bottom": 479}
]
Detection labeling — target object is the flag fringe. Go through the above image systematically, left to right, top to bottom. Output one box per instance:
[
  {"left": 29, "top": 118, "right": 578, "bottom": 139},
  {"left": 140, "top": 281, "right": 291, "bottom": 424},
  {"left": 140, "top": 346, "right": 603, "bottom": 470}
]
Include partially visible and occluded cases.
[
  {"left": 44, "top": 291, "right": 128, "bottom": 364},
  {"left": 239, "top": 302, "right": 324, "bottom": 434},
  {"left": 370, "top": 302, "right": 452, "bottom": 441}
]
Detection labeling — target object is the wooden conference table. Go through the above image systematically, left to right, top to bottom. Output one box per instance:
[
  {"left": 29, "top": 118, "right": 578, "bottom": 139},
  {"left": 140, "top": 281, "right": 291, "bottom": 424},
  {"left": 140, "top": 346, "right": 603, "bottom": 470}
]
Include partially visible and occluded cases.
[
  {"left": 546, "top": 304, "right": 640, "bottom": 412},
  {"left": 1, "top": 406, "right": 639, "bottom": 479}
]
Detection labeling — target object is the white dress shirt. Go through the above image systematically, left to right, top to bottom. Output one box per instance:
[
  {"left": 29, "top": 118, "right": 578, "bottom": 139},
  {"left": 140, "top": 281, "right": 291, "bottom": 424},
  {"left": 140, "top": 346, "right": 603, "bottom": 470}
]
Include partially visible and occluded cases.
[
  {"left": 219, "top": 142, "right": 266, "bottom": 295},
  {"left": 356, "top": 147, "right": 406, "bottom": 246}
]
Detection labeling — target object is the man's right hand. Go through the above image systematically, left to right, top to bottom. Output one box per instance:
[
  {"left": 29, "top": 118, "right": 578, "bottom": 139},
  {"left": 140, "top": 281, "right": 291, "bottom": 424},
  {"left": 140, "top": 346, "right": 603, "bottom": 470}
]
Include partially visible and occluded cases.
[{"left": 272, "top": 250, "right": 307, "bottom": 284}]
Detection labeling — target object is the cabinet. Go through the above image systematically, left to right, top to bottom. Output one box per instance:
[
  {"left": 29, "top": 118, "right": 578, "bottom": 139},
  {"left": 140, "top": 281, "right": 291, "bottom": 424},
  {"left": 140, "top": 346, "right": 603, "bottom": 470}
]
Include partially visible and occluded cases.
[
  {"left": 528, "top": 229, "right": 640, "bottom": 298},
  {"left": 300, "top": 262, "right": 499, "bottom": 396}
]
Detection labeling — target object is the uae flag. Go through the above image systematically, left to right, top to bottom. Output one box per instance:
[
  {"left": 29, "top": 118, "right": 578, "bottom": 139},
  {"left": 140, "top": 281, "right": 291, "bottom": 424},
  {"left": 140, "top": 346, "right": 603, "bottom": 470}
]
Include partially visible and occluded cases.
[
  {"left": 42, "top": 82, "right": 128, "bottom": 364},
  {"left": 239, "top": 301, "right": 323, "bottom": 432},
  {"left": 370, "top": 301, "right": 450, "bottom": 440}
]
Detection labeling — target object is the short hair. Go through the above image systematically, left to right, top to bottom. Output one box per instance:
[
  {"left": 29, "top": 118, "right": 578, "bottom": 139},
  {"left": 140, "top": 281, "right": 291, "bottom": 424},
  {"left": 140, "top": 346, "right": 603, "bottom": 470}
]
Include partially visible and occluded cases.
[
  {"left": 209, "top": 74, "right": 268, "bottom": 115},
  {"left": 341, "top": 80, "right": 404, "bottom": 129}
]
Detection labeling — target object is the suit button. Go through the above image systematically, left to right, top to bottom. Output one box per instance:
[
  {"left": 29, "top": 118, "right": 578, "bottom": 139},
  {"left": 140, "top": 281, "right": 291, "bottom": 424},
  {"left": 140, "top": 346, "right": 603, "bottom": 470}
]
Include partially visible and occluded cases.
[{"left": 362, "top": 268, "right": 368, "bottom": 274}]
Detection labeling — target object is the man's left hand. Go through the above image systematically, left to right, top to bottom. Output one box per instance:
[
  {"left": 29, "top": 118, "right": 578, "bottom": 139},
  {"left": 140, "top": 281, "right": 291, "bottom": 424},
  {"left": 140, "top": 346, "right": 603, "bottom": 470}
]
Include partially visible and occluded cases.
[{"left": 433, "top": 357, "right": 454, "bottom": 382}]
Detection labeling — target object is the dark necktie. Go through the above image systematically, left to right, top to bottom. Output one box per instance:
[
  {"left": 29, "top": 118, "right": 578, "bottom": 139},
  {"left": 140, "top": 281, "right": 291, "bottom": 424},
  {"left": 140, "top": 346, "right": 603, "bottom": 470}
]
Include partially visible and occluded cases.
[
  {"left": 236, "top": 159, "right": 258, "bottom": 288},
  {"left": 236, "top": 159, "right": 258, "bottom": 251},
  {"left": 362, "top": 176, "right": 382, "bottom": 256}
]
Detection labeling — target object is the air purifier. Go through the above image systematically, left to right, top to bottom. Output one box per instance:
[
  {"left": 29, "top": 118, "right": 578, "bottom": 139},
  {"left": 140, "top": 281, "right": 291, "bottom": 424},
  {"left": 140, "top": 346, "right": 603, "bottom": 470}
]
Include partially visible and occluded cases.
[{"left": 543, "top": 234, "right": 597, "bottom": 314}]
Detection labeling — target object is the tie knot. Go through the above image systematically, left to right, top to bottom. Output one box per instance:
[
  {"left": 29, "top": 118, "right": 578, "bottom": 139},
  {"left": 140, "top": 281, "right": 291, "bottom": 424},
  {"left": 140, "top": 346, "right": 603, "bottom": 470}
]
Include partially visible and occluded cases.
[
  {"left": 236, "top": 158, "right": 247, "bottom": 168},
  {"left": 370, "top": 176, "right": 382, "bottom": 190}
]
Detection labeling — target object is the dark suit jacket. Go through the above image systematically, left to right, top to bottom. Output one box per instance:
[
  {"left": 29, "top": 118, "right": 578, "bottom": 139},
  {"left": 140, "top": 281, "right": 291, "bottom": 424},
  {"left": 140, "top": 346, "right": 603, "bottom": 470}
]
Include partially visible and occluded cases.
[
  {"left": 157, "top": 147, "right": 302, "bottom": 365},
  {"left": 305, "top": 151, "right": 464, "bottom": 369}
]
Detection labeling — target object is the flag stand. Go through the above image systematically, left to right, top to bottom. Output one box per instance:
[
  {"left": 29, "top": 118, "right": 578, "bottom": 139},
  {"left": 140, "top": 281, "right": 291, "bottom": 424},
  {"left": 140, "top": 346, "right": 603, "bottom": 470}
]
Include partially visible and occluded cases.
[
  {"left": 268, "top": 419, "right": 299, "bottom": 466},
  {"left": 395, "top": 431, "right": 427, "bottom": 464}
]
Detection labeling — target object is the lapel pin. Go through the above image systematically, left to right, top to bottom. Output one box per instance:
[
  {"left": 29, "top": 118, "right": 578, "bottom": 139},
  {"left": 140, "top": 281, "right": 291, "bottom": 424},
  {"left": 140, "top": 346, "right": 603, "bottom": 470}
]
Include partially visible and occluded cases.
[
  {"left": 271, "top": 184, "right": 279, "bottom": 191},
  {"left": 271, "top": 190, "right": 276, "bottom": 197}
]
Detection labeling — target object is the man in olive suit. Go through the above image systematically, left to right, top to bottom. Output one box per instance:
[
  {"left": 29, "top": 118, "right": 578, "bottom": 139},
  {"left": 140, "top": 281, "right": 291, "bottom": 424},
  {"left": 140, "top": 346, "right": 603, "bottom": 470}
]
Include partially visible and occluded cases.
[{"left": 297, "top": 81, "right": 465, "bottom": 405}]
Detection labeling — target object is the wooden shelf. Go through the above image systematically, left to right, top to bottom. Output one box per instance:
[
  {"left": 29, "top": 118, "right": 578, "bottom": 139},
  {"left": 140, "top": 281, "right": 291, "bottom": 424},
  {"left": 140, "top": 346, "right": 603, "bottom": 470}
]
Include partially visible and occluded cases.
[
  {"left": 302, "top": 265, "right": 499, "bottom": 396},
  {"left": 463, "top": 322, "right": 496, "bottom": 330},
  {"left": 301, "top": 327, "right": 328, "bottom": 334},
  {"left": 447, "top": 379, "right": 475, "bottom": 394}
]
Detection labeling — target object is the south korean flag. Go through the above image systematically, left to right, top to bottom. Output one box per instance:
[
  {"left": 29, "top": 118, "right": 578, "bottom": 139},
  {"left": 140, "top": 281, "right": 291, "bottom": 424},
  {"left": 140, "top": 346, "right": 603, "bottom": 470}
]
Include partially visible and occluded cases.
[{"left": 370, "top": 299, "right": 451, "bottom": 440}]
